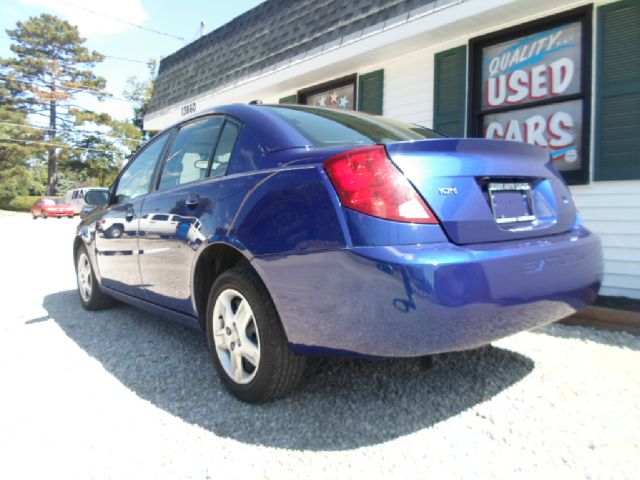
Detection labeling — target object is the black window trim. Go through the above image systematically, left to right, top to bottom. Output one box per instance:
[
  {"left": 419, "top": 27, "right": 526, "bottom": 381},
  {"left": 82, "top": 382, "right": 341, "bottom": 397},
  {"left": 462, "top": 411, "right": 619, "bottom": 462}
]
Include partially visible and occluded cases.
[
  {"left": 467, "top": 5, "right": 593, "bottom": 185},
  {"left": 151, "top": 114, "right": 242, "bottom": 192},
  {"left": 210, "top": 117, "right": 242, "bottom": 179}
]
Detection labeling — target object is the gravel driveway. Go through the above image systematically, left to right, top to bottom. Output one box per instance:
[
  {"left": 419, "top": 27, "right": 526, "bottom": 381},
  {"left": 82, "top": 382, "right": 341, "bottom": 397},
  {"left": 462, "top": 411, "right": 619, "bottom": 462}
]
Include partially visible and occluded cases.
[{"left": 0, "top": 214, "right": 638, "bottom": 479}]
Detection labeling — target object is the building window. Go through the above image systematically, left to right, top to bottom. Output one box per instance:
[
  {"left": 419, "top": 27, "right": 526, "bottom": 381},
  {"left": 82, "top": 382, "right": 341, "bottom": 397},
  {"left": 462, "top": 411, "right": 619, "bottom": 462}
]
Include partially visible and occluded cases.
[
  {"left": 469, "top": 7, "right": 592, "bottom": 184},
  {"left": 298, "top": 74, "right": 356, "bottom": 110}
]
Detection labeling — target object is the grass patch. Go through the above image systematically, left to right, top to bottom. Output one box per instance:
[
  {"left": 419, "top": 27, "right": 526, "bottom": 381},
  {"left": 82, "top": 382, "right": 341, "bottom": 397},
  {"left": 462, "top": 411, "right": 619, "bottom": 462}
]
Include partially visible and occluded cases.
[{"left": 0, "top": 195, "right": 61, "bottom": 212}]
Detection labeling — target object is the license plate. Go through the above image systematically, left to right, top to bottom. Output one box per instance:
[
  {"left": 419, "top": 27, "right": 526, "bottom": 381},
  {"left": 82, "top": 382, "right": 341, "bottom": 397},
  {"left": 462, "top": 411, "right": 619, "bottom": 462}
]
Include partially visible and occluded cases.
[{"left": 488, "top": 182, "right": 535, "bottom": 224}]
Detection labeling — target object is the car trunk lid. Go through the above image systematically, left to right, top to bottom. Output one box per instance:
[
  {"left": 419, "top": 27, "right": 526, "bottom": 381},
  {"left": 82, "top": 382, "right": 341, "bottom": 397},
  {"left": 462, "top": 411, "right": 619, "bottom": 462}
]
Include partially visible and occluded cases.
[{"left": 385, "top": 138, "right": 577, "bottom": 245}]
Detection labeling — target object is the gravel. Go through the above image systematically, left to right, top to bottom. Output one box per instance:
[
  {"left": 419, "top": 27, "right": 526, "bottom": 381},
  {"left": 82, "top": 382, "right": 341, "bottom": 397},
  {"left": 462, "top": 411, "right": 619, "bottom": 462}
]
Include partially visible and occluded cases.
[{"left": 0, "top": 215, "right": 638, "bottom": 479}]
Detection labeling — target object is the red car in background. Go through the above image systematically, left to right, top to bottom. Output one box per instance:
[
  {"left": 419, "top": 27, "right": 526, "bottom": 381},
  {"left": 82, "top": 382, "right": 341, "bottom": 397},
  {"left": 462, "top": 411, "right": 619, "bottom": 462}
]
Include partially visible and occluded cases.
[{"left": 31, "top": 198, "right": 75, "bottom": 219}]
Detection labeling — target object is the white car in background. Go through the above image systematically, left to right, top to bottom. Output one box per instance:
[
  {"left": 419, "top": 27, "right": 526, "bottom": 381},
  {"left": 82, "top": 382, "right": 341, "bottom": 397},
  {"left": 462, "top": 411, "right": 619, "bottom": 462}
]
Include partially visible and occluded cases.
[
  {"left": 65, "top": 187, "right": 109, "bottom": 215},
  {"left": 139, "top": 213, "right": 182, "bottom": 238}
]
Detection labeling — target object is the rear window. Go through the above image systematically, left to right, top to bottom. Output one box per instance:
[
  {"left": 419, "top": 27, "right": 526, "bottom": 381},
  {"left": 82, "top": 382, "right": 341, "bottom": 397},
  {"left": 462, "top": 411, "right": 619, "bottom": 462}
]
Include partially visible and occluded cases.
[
  {"left": 264, "top": 105, "right": 443, "bottom": 147},
  {"left": 43, "top": 199, "right": 65, "bottom": 205}
]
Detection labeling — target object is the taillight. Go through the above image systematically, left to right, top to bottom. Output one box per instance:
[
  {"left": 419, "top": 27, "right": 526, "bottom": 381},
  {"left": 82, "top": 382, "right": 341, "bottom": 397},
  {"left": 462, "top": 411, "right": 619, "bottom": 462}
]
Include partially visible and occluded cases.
[{"left": 324, "top": 145, "right": 438, "bottom": 224}]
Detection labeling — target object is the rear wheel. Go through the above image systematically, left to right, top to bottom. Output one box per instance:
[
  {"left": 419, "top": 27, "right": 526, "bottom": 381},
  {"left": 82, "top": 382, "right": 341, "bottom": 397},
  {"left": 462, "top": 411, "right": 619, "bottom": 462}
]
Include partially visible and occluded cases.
[
  {"left": 106, "top": 225, "right": 123, "bottom": 238},
  {"left": 76, "top": 245, "right": 114, "bottom": 310},
  {"left": 206, "top": 267, "right": 305, "bottom": 403}
]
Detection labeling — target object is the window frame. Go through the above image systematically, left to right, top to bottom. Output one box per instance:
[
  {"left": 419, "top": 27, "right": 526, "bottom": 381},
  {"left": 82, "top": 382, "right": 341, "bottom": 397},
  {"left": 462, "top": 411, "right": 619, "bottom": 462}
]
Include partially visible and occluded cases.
[
  {"left": 467, "top": 6, "right": 593, "bottom": 185},
  {"left": 152, "top": 114, "right": 242, "bottom": 192},
  {"left": 209, "top": 118, "right": 242, "bottom": 179}
]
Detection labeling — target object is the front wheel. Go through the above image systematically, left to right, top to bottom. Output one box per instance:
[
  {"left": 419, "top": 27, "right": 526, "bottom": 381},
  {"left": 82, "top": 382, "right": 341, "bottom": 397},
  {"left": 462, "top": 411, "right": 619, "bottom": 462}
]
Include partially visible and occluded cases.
[
  {"left": 106, "top": 225, "right": 123, "bottom": 239},
  {"left": 76, "top": 245, "right": 114, "bottom": 310},
  {"left": 206, "top": 267, "right": 305, "bottom": 403}
]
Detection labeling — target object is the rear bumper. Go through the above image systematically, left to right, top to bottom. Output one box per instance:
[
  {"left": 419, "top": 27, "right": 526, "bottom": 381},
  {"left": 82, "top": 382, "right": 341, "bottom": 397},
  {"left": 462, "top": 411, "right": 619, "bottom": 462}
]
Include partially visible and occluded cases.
[
  {"left": 44, "top": 210, "right": 74, "bottom": 217},
  {"left": 252, "top": 227, "right": 602, "bottom": 357}
]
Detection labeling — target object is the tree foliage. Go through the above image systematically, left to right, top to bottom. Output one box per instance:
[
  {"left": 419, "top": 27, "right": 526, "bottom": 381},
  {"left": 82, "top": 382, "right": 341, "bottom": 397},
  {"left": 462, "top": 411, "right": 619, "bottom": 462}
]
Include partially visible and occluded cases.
[
  {"left": 0, "top": 13, "right": 148, "bottom": 205},
  {"left": 1, "top": 13, "right": 108, "bottom": 194},
  {"left": 124, "top": 59, "right": 158, "bottom": 137},
  {"left": 0, "top": 80, "right": 47, "bottom": 201},
  {"left": 66, "top": 135, "right": 120, "bottom": 187}
]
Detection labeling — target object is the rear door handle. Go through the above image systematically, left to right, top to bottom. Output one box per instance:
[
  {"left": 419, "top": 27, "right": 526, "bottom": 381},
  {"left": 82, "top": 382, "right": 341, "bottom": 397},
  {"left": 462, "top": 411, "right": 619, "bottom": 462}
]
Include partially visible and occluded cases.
[
  {"left": 186, "top": 192, "right": 200, "bottom": 206},
  {"left": 125, "top": 207, "right": 135, "bottom": 222}
]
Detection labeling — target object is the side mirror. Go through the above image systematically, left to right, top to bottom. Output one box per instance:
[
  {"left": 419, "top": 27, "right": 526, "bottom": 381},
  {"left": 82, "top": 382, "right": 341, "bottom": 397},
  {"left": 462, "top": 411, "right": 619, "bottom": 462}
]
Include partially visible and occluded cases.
[{"left": 85, "top": 190, "right": 109, "bottom": 207}]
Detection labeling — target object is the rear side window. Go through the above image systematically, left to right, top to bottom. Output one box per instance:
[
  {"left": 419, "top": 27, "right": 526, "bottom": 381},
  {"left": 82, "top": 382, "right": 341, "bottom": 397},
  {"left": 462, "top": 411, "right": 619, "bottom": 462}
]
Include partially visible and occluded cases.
[
  {"left": 265, "top": 106, "right": 443, "bottom": 147},
  {"left": 158, "top": 116, "right": 224, "bottom": 191},
  {"left": 210, "top": 121, "right": 240, "bottom": 178},
  {"left": 152, "top": 214, "right": 170, "bottom": 221}
]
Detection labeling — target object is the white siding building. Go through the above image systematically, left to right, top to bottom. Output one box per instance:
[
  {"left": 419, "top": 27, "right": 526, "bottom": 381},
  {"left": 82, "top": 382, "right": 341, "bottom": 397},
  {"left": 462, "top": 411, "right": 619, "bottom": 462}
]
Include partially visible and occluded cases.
[{"left": 145, "top": 0, "right": 640, "bottom": 299}]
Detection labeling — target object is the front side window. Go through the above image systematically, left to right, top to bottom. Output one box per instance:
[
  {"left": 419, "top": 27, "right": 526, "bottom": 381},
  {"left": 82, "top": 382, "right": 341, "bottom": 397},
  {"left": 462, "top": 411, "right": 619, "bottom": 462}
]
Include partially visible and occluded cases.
[
  {"left": 158, "top": 116, "right": 224, "bottom": 191},
  {"left": 115, "top": 133, "right": 171, "bottom": 203}
]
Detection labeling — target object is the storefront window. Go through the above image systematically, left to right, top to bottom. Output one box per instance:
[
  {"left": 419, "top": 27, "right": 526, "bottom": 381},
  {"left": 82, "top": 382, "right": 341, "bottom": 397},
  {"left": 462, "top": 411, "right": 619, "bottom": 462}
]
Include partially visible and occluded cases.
[
  {"left": 470, "top": 9, "right": 591, "bottom": 184},
  {"left": 298, "top": 75, "right": 356, "bottom": 111}
]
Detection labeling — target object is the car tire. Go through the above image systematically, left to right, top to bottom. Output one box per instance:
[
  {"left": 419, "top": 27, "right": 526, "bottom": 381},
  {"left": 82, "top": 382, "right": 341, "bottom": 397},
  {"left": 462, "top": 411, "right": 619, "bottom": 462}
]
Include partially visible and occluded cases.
[
  {"left": 42, "top": 212, "right": 47, "bottom": 219},
  {"left": 32, "top": 214, "right": 37, "bottom": 220},
  {"left": 106, "top": 225, "right": 123, "bottom": 239},
  {"left": 75, "top": 245, "right": 114, "bottom": 311},
  {"left": 206, "top": 267, "right": 306, "bottom": 403}
]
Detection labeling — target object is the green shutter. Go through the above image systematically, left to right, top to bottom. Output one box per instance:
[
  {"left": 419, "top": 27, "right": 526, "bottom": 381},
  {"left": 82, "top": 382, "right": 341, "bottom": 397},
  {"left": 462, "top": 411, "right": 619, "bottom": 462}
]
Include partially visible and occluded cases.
[
  {"left": 595, "top": 0, "right": 640, "bottom": 181},
  {"left": 433, "top": 45, "right": 467, "bottom": 137},
  {"left": 358, "top": 70, "right": 384, "bottom": 115},
  {"left": 279, "top": 94, "right": 297, "bottom": 104}
]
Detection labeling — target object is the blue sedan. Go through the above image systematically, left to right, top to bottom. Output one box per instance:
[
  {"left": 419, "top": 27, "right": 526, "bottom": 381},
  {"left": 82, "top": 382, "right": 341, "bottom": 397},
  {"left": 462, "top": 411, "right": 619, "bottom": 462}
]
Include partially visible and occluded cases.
[{"left": 74, "top": 104, "right": 602, "bottom": 402}]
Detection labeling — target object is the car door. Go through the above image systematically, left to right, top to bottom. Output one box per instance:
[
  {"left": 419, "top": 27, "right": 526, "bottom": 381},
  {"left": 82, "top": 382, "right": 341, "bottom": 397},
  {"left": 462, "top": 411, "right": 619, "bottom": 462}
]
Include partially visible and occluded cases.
[
  {"left": 138, "top": 116, "right": 241, "bottom": 313},
  {"left": 93, "top": 131, "right": 173, "bottom": 295}
]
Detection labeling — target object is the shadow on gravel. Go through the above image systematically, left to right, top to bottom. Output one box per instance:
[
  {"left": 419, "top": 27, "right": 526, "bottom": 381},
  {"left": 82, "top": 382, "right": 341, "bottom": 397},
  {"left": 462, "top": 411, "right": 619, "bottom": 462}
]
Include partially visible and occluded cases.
[
  {"left": 36, "top": 290, "right": 534, "bottom": 451},
  {"left": 531, "top": 322, "right": 640, "bottom": 350}
]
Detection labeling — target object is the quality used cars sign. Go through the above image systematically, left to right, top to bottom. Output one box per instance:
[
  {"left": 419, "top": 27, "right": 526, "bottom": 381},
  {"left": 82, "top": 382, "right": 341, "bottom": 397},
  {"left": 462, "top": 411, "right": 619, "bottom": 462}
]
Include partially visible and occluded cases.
[{"left": 480, "top": 22, "right": 584, "bottom": 171}]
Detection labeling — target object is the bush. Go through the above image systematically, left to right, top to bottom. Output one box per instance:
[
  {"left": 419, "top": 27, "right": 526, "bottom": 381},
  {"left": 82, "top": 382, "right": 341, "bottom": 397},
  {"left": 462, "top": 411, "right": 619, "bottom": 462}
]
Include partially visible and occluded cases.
[{"left": 0, "top": 195, "right": 60, "bottom": 212}]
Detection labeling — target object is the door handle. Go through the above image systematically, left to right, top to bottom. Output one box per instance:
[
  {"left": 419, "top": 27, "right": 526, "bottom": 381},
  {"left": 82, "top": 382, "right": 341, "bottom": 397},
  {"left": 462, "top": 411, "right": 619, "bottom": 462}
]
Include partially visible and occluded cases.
[
  {"left": 186, "top": 192, "right": 200, "bottom": 206},
  {"left": 125, "top": 207, "right": 135, "bottom": 222}
]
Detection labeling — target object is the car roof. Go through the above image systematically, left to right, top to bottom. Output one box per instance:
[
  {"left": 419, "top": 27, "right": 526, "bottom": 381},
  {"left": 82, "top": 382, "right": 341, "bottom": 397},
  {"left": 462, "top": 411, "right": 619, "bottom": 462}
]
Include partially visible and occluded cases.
[
  {"left": 153, "top": 103, "right": 387, "bottom": 153},
  {"left": 160, "top": 104, "right": 310, "bottom": 152}
]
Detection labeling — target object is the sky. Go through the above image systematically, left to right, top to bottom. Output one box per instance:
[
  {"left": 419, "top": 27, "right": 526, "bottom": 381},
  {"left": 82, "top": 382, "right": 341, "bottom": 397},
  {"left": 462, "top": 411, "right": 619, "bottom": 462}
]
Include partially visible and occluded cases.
[{"left": 0, "top": 0, "right": 265, "bottom": 122}]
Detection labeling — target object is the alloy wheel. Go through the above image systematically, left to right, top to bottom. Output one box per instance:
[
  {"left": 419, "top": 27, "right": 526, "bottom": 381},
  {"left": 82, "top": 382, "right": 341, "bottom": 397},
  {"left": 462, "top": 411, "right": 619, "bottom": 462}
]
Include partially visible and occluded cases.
[
  {"left": 77, "top": 252, "right": 93, "bottom": 302},
  {"left": 211, "top": 289, "right": 261, "bottom": 384}
]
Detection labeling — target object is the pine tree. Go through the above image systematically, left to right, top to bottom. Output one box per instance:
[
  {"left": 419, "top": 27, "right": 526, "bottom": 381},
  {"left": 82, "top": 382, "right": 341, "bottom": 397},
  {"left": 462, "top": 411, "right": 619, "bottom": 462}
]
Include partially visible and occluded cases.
[
  {"left": 1, "top": 13, "right": 107, "bottom": 194},
  {"left": 0, "top": 79, "right": 45, "bottom": 201}
]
